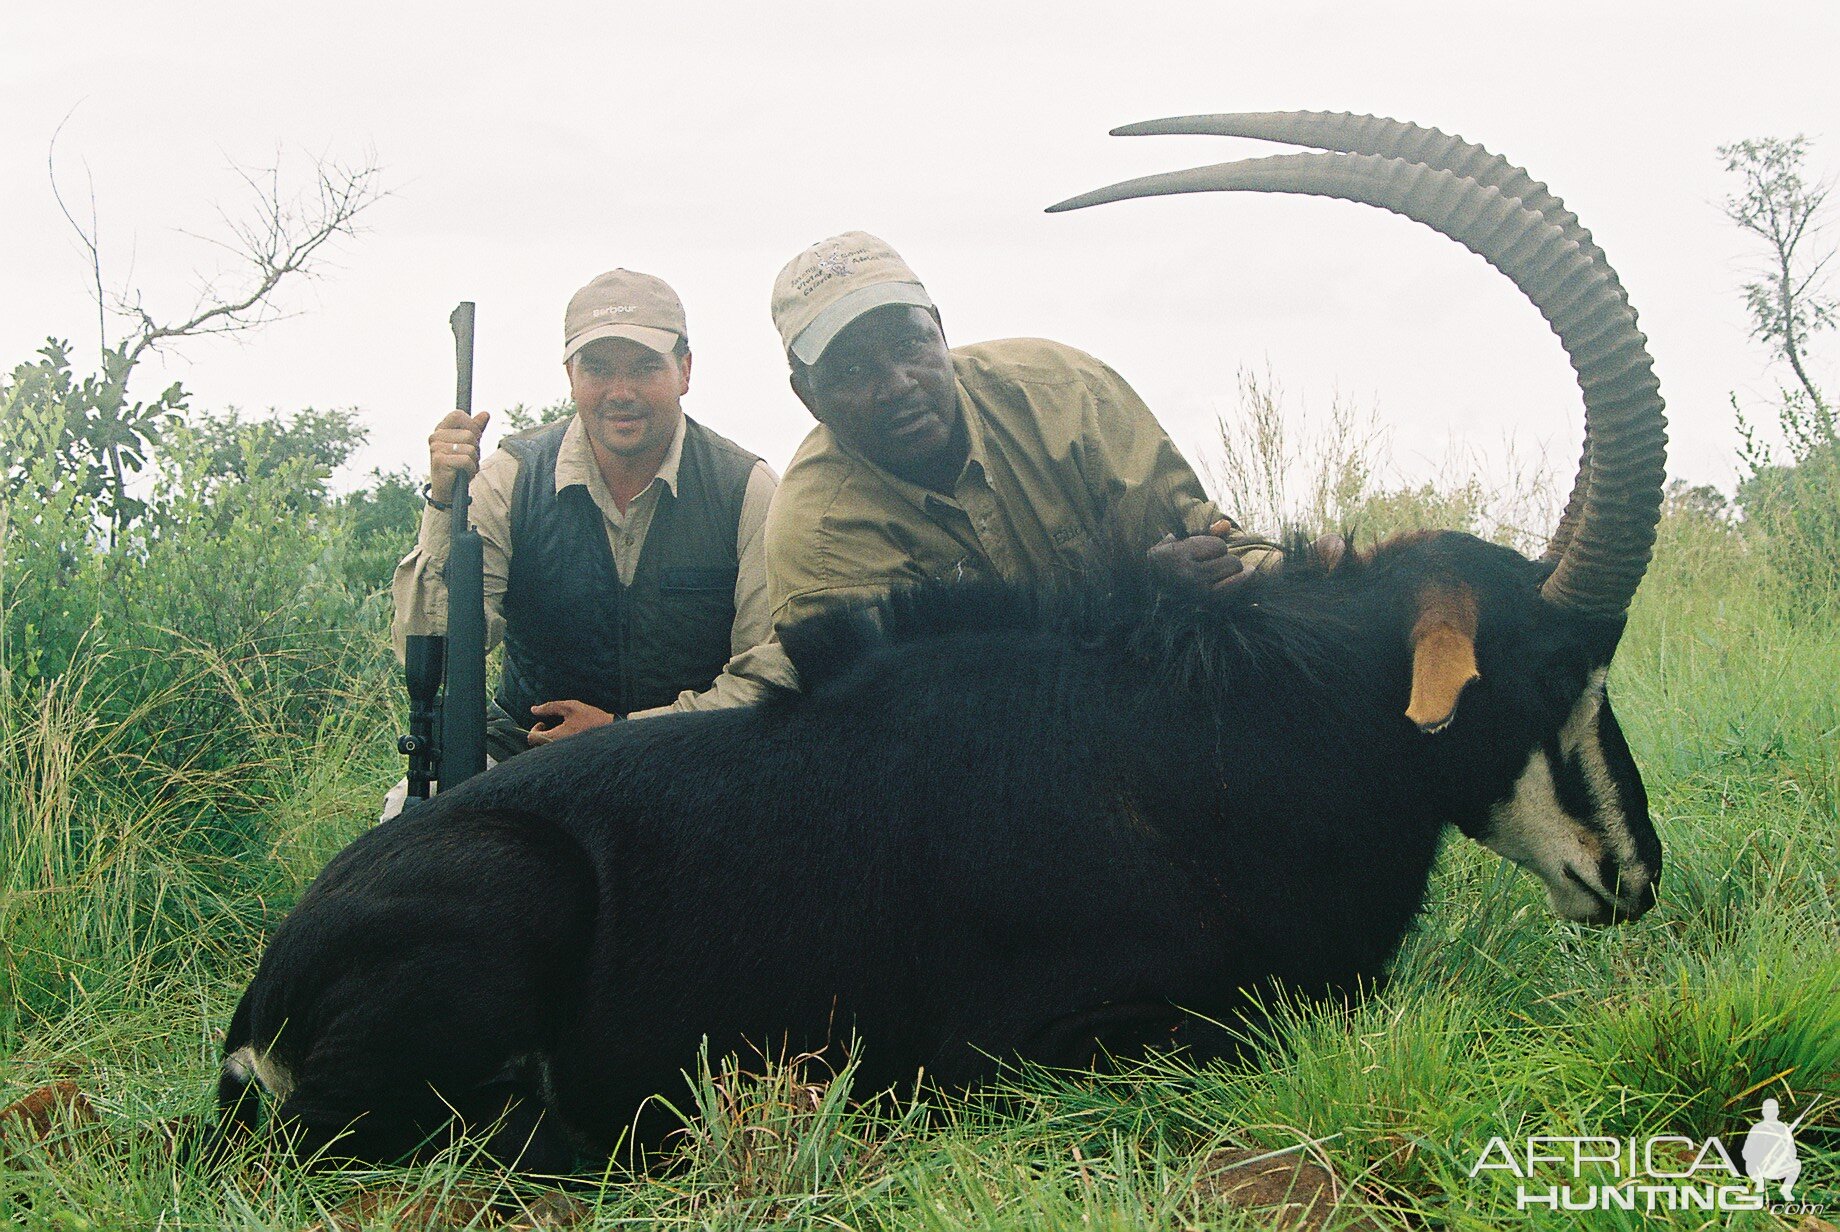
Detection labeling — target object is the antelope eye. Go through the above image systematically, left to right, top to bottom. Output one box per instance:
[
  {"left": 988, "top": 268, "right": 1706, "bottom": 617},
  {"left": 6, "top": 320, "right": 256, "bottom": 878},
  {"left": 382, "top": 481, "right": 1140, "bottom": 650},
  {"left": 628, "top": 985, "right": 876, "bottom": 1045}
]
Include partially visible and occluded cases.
[{"left": 1532, "top": 648, "right": 1593, "bottom": 714}]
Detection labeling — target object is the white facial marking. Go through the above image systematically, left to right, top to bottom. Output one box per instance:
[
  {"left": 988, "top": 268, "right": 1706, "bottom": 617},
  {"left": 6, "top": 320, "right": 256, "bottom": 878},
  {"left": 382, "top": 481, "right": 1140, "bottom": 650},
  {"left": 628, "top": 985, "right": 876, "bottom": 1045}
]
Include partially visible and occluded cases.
[
  {"left": 1481, "top": 669, "right": 1649, "bottom": 922},
  {"left": 1563, "top": 671, "right": 1640, "bottom": 870},
  {"left": 235, "top": 1046, "right": 296, "bottom": 1102}
]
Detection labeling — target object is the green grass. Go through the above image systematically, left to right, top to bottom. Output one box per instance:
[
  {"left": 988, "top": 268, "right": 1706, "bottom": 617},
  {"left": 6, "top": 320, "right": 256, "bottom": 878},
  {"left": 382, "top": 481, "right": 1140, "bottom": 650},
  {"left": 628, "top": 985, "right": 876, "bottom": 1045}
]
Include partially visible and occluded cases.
[{"left": 3, "top": 490, "right": 1837, "bottom": 1230}]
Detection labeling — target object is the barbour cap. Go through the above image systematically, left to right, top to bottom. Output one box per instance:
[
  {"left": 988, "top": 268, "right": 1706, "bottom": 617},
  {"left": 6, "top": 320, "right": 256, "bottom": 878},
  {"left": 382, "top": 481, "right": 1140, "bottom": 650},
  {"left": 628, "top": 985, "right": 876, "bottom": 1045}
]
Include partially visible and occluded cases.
[{"left": 563, "top": 269, "right": 686, "bottom": 363}]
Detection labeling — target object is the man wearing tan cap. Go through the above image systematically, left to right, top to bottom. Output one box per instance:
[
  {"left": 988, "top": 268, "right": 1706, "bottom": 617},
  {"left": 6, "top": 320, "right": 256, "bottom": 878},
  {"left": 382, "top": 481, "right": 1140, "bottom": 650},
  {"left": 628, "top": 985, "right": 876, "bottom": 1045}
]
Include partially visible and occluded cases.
[
  {"left": 765, "top": 231, "right": 1265, "bottom": 632},
  {"left": 389, "top": 269, "right": 780, "bottom": 795}
]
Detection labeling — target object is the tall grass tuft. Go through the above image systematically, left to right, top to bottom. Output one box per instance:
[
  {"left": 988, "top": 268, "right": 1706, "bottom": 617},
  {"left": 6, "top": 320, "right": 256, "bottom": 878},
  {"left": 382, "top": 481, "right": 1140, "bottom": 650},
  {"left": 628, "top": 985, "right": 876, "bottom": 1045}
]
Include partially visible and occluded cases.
[
  {"left": 1206, "top": 365, "right": 1561, "bottom": 553},
  {"left": 0, "top": 407, "right": 401, "bottom": 1103}
]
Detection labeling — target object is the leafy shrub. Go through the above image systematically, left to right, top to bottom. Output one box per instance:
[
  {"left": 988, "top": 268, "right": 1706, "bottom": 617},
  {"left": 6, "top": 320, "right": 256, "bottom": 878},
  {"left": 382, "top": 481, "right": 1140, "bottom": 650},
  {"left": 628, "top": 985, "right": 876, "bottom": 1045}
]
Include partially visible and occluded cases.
[
  {"left": 0, "top": 339, "right": 187, "bottom": 538},
  {"left": 0, "top": 371, "right": 417, "bottom": 1035},
  {"left": 1736, "top": 408, "right": 1839, "bottom": 612}
]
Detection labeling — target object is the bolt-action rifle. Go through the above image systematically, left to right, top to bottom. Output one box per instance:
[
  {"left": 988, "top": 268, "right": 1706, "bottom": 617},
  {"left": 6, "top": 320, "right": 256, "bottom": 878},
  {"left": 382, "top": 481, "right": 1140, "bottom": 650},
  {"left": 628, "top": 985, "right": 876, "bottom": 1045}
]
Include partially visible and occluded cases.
[{"left": 399, "top": 302, "right": 489, "bottom": 803}]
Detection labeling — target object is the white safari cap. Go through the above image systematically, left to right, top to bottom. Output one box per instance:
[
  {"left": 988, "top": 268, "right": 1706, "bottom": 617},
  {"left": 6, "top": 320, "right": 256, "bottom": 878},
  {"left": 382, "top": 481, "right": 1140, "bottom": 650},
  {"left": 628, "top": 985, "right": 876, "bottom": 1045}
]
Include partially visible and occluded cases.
[{"left": 771, "top": 231, "right": 934, "bottom": 366}]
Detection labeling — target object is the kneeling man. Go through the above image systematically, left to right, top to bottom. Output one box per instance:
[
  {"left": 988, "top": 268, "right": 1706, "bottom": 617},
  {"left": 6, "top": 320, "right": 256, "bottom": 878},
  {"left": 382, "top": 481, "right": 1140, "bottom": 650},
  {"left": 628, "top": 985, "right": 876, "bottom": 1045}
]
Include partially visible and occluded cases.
[
  {"left": 765, "top": 231, "right": 1268, "bottom": 631},
  {"left": 387, "top": 270, "right": 777, "bottom": 815}
]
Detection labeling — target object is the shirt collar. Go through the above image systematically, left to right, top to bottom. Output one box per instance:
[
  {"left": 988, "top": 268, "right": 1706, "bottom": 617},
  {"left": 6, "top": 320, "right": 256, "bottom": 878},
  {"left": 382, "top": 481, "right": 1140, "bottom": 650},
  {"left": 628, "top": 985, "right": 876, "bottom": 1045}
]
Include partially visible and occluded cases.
[{"left": 555, "top": 412, "right": 687, "bottom": 499}]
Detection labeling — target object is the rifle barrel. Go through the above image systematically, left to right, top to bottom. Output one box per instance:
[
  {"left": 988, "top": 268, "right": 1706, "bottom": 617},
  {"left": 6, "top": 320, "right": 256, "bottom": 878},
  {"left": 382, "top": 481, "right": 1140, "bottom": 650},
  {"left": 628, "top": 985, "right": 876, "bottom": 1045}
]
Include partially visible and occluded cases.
[{"left": 442, "top": 301, "right": 488, "bottom": 787}]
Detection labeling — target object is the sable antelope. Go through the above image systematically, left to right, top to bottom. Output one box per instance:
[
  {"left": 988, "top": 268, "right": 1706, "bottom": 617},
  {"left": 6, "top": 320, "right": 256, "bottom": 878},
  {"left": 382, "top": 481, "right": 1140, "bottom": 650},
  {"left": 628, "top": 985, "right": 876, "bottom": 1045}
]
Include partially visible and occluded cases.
[{"left": 216, "top": 112, "right": 1666, "bottom": 1169}]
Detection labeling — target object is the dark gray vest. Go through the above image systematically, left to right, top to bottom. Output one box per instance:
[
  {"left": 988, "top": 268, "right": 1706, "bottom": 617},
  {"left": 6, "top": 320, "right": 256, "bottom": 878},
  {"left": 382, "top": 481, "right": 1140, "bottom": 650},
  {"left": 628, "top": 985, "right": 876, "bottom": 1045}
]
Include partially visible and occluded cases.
[{"left": 497, "top": 416, "right": 759, "bottom": 720}]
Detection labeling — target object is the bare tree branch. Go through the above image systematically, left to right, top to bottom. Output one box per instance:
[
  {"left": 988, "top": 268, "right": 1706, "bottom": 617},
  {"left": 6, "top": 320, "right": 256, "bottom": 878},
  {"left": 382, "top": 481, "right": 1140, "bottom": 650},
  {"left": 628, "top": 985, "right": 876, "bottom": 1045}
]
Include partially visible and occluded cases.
[
  {"left": 47, "top": 108, "right": 107, "bottom": 360},
  {"left": 40, "top": 128, "right": 385, "bottom": 546},
  {"left": 118, "top": 152, "right": 386, "bottom": 369}
]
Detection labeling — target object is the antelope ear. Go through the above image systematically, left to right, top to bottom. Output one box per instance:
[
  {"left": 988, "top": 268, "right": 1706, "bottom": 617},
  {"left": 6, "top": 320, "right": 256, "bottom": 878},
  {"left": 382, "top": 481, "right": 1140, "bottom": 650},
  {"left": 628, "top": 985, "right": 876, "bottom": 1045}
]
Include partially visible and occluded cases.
[{"left": 1406, "top": 583, "right": 1480, "bottom": 733}]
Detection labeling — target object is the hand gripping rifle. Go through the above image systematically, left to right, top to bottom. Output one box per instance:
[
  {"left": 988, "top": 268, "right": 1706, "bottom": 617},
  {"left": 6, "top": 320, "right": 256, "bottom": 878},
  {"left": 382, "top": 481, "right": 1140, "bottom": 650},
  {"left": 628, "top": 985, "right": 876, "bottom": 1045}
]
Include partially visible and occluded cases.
[{"left": 399, "top": 302, "right": 490, "bottom": 803}]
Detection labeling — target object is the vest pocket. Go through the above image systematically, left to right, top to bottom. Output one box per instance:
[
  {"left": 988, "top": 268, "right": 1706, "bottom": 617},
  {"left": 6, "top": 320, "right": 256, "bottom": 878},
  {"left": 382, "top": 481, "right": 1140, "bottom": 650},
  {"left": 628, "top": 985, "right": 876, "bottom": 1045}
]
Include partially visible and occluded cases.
[
  {"left": 656, "top": 565, "right": 738, "bottom": 594},
  {"left": 634, "top": 566, "right": 738, "bottom": 706}
]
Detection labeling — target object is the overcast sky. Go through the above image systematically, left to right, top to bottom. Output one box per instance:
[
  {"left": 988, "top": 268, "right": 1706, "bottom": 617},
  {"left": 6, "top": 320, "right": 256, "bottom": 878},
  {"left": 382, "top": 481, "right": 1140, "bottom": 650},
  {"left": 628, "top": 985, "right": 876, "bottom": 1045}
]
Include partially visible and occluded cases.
[{"left": 4, "top": 1, "right": 1836, "bottom": 515}]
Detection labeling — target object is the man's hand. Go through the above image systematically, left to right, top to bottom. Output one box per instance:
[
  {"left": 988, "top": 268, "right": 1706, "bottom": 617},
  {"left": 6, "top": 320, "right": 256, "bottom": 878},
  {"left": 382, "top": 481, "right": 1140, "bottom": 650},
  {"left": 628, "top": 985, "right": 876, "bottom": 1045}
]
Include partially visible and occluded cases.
[
  {"left": 428, "top": 409, "right": 491, "bottom": 503},
  {"left": 1146, "top": 529, "right": 1248, "bottom": 595},
  {"left": 527, "top": 699, "right": 619, "bottom": 746}
]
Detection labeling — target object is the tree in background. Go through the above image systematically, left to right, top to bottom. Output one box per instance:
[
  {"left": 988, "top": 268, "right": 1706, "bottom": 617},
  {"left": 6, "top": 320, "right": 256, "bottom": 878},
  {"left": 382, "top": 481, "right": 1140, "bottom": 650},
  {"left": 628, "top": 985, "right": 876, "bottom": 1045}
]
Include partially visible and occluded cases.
[
  {"left": 0, "top": 127, "right": 383, "bottom": 544},
  {"left": 0, "top": 132, "right": 416, "bottom": 708},
  {"left": 0, "top": 135, "right": 413, "bottom": 1006},
  {"left": 1721, "top": 136, "right": 1838, "bottom": 604},
  {"left": 499, "top": 397, "right": 575, "bottom": 433}
]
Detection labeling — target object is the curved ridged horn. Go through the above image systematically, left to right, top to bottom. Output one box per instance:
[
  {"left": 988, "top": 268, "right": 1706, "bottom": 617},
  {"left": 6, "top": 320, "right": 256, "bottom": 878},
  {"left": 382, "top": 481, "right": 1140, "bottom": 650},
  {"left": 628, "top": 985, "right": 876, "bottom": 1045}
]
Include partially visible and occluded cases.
[
  {"left": 1109, "top": 111, "right": 1618, "bottom": 562},
  {"left": 1111, "top": 112, "right": 1619, "bottom": 278},
  {"left": 1048, "top": 147, "right": 1667, "bottom": 619}
]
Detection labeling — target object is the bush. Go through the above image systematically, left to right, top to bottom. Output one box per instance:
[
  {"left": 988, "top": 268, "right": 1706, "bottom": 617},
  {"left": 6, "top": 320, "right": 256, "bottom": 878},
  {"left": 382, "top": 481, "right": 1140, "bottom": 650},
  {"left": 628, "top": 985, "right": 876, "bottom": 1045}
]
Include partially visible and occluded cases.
[
  {"left": 0, "top": 339, "right": 187, "bottom": 538},
  {"left": 0, "top": 386, "right": 416, "bottom": 1038},
  {"left": 1736, "top": 409, "right": 1840, "bottom": 612}
]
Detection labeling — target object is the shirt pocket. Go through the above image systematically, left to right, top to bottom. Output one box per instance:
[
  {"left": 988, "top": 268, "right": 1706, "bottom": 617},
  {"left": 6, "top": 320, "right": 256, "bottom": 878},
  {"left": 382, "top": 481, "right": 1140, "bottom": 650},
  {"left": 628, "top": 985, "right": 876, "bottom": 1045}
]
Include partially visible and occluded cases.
[{"left": 1048, "top": 519, "right": 1099, "bottom": 573}]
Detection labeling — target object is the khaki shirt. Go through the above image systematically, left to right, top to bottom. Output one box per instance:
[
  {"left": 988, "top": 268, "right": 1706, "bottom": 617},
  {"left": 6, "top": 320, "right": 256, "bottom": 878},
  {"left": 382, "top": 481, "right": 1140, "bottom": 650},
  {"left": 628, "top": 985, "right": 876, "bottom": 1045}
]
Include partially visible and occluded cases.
[
  {"left": 765, "top": 338, "right": 1224, "bottom": 632},
  {"left": 391, "top": 413, "right": 784, "bottom": 719}
]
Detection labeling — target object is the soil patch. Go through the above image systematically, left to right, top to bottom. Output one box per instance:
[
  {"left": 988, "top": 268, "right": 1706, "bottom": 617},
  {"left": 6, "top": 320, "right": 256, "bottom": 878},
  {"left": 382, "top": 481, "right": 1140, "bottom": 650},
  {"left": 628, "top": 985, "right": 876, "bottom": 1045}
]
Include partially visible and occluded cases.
[
  {"left": 0, "top": 1081, "right": 100, "bottom": 1160},
  {"left": 1194, "top": 1145, "right": 1387, "bottom": 1231},
  {"left": 304, "top": 1182, "right": 588, "bottom": 1231}
]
